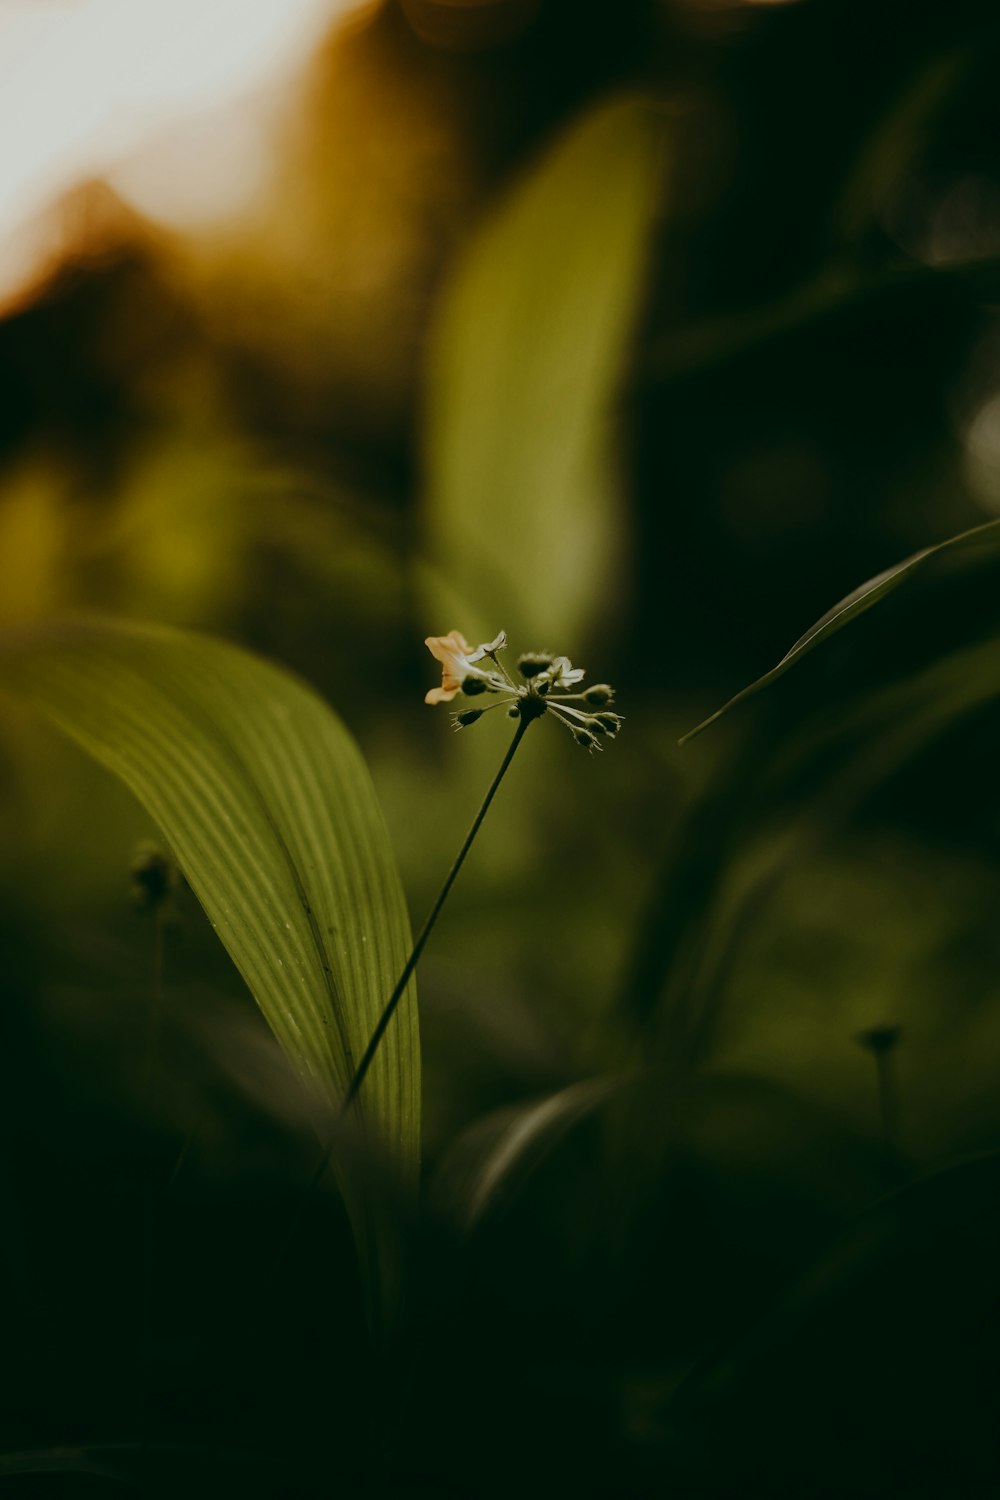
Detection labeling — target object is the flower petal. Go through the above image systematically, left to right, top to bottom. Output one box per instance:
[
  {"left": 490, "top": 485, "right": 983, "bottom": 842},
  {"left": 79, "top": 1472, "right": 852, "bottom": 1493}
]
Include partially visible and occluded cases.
[
  {"left": 425, "top": 629, "right": 478, "bottom": 705},
  {"left": 425, "top": 630, "right": 472, "bottom": 665},
  {"left": 465, "top": 630, "right": 507, "bottom": 664},
  {"left": 539, "top": 655, "right": 586, "bottom": 690},
  {"left": 425, "top": 682, "right": 461, "bottom": 705}
]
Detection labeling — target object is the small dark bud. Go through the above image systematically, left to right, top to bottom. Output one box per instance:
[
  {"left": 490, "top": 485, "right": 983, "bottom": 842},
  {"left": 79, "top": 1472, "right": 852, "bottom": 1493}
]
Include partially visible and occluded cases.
[
  {"left": 518, "top": 653, "right": 552, "bottom": 678},
  {"left": 461, "top": 677, "right": 487, "bottom": 696},
  {"left": 536, "top": 680, "right": 550, "bottom": 696},
  {"left": 584, "top": 684, "right": 614, "bottom": 706},
  {"left": 518, "top": 695, "right": 548, "bottom": 724},
  {"left": 507, "top": 704, "right": 520, "bottom": 718},
  {"left": 455, "top": 709, "right": 484, "bottom": 727},
  {"left": 595, "top": 712, "right": 622, "bottom": 734},
  {"left": 573, "top": 728, "right": 600, "bottom": 751},
  {"left": 130, "top": 845, "right": 174, "bottom": 910},
  {"left": 856, "top": 1024, "right": 901, "bottom": 1056}
]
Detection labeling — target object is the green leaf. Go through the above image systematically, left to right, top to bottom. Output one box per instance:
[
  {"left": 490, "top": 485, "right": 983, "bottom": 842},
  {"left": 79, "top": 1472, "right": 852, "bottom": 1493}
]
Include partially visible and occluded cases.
[
  {"left": 833, "top": 40, "right": 977, "bottom": 244},
  {"left": 423, "top": 93, "right": 666, "bottom": 647},
  {"left": 682, "top": 518, "right": 1000, "bottom": 742},
  {"left": 0, "top": 617, "right": 419, "bottom": 1339},
  {"left": 771, "top": 634, "right": 1000, "bottom": 811},
  {"left": 434, "top": 1077, "right": 620, "bottom": 1234},
  {"left": 666, "top": 1151, "right": 1000, "bottom": 1492},
  {"left": 0, "top": 1441, "right": 317, "bottom": 1489}
]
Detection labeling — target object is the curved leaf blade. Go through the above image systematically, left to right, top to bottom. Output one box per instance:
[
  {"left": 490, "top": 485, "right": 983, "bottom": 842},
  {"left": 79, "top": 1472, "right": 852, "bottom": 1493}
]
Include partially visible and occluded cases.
[
  {"left": 424, "top": 93, "right": 666, "bottom": 646},
  {"left": 682, "top": 518, "right": 1000, "bottom": 743},
  {"left": 0, "top": 618, "right": 419, "bottom": 1331},
  {"left": 435, "top": 1077, "right": 620, "bottom": 1234}
]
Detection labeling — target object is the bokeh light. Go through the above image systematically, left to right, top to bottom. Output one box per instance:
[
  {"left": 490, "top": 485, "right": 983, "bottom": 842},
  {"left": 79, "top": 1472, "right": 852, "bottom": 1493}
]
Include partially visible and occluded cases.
[{"left": 0, "top": 0, "right": 368, "bottom": 294}]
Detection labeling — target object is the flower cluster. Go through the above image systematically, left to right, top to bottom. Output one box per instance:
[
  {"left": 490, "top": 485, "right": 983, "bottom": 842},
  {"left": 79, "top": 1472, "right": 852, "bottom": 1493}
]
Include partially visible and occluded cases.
[{"left": 424, "top": 629, "right": 622, "bottom": 750}]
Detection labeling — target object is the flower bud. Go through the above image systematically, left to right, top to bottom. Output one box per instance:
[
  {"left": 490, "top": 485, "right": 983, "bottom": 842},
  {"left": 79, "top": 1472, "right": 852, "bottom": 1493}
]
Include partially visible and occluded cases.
[
  {"left": 518, "top": 653, "right": 552, "bottom": 678},
  {"left": 461, "top": 677, "right": 488, "bottom": 696},
  {"left": 584, "top": 684, "right": 614, "bottom": 706},
  {"left": 518, "top": 695, "right": 548, "bottom": 723},
  {"left": 454, "top": 709, "right": 484, "bottom": 728},
  {"left": 595, "top": 712, "right": 622, "bottom": 735},
  {"left": 573, "top": 728, "right": 601, "bottom": 751},
  {"left": 130, "top": 845, "right": 174, "bottom": 910},
  {"left": 856, "top": 1024, "right": 901, "bottom": 1055}
]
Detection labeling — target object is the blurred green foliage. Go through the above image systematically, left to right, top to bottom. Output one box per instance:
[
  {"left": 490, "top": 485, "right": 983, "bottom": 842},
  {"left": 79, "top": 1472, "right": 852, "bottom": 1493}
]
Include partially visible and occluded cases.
[{"left": 0, "top": 0, "right": 999, "bottom": 1494}]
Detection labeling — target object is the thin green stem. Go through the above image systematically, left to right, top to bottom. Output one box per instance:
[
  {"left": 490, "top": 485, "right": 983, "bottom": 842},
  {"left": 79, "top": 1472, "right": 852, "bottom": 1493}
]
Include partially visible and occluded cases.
[
  {"left": 486, "top": 648, "right": 519, "bottom": 693},
  {"left": 548, "top": 702, "right": 592, "bottom": 724},
  {"left": 344, "top": 713, "right": 531, "bottom": 1111},
  {"left": 207, "top": 714, "right": 534, "bottom": 1461},
  {"left": 139, "top": 903, "right": 165, "bottom": 1488},
  {"left": 141, "top": 906, "right": 165, "bottom": 1096},
  {"left": 856, "top": 1026, "right": 902, "bottom": 1158},
  {"left": 873, "top": 1048, "right": 899, "bottom": 1155}
]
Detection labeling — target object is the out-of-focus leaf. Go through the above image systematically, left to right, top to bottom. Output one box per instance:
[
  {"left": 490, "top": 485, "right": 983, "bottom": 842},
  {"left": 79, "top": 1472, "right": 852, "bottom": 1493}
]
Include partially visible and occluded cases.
[
  {"left": 833, "top": 41, "right": 975, "bottom": 242},
  {"left": 424, "top": 94, "right": 665, "bottom": 646},
  {"left": 644, "top": 254, "right": 1000, "bottom": 388},
  {"left": 682, "top": 518, "right": 1000, "bottom": 742},
  {"left": 644, "top": 522, "right": 1000, "bottom": 1075},
  {"left": 0, "top": 617, "right": 419, "bottom": 1341},
  {"left": 773, "top": 635, "right": 1000, "bottom": 803},
  {"left": 658, "top": 639, "right": 1000, "bottom": 1073},
  {"left": 435, "top": 1077, "right": 620, "bottom": 1233},
  {"left": 665, "top": 1151, "right": 1000, "bottom": 1494},
  {"left": 0, "top": 1441, "right": 319, "bottom": 1490},
  {"left": 0, "top": 1447, "right": 133, "bottom": 1485}
]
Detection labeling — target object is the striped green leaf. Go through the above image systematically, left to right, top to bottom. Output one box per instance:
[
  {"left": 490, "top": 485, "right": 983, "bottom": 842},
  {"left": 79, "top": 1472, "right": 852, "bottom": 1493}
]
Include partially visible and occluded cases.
[{"left": 0, "top": 617, "right": 419, "bottom": 1339}]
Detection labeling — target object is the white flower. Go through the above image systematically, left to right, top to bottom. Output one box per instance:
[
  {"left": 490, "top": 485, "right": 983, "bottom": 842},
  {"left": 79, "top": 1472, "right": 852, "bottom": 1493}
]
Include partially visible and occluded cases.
[
  {"left": 423, "top": 627, "right": 619, "bottom": 753},
  {"left": 424, "top": 630, "right": 507, "bottom": 704},
  {"left": 466, "top": 631, "right": 507, "bottom": 662},
  {"left": 543, "top": 655, "right": 585, "bottom": 691}
]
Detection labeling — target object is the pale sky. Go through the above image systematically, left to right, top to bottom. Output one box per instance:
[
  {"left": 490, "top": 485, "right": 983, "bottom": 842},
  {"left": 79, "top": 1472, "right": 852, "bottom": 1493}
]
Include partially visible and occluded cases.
[{"left": 0, "top": 0, "right": 365, "bottom": 243}]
